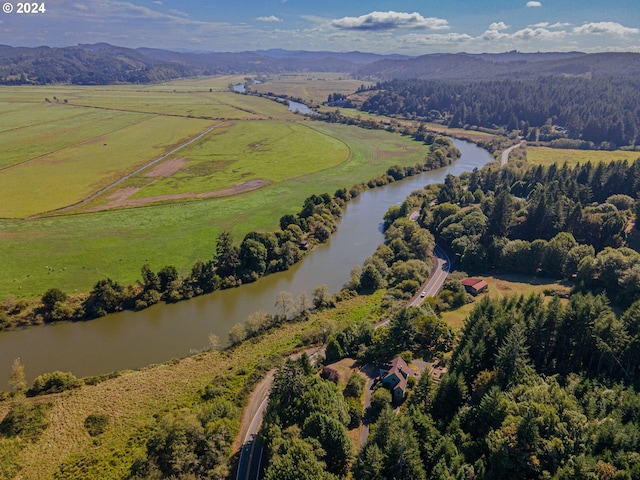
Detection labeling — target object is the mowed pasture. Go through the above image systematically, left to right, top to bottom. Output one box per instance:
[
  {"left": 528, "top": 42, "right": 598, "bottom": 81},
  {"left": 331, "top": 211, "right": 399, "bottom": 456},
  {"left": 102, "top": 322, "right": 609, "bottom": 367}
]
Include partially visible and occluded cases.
[
  {"left": 250, "top": 72, "right": 369, "bottom": 104},
  {"left": 0, "top": 82, "right": 435, "bottom": 298},
  {"left": 0, "top": 84, "right": 304, "bottom": 218},
  {"left": 62, "top": 89, "right": 295, "bottom": 119},
  {"left": 0, "top": 113, "right": 215, "bottom": 217},
  {"left": 125, "top": 121, "right": 349, "bottom": 200},
  {"left": 527, "top": 146, "right": 640, "bottom": 167}
]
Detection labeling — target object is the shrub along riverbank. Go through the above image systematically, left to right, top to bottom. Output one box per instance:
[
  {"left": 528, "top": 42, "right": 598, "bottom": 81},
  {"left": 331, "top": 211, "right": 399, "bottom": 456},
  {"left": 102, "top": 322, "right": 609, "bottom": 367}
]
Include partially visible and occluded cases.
[{"left": 0, "top": 134, "right": 460, "bottom": 330}]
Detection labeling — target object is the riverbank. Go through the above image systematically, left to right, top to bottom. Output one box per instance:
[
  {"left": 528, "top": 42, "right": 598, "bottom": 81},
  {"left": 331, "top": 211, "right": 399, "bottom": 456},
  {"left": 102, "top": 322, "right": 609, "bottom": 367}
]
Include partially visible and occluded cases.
[
  {"left": 0, "top": 134, "right": 460, "bottom": 331},
  {"left": 0, "top": 138, "right": 493, "bottom": 383},
  {"left": 0, "top": 292, "right": 385, "bottom": 480}
]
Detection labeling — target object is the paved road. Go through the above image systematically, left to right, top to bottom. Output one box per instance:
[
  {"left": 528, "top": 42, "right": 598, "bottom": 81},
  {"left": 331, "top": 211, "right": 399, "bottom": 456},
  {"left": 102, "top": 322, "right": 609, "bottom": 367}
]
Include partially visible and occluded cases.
[
  {"left": 500, "top": 141, "right": 524, "bottom": 166},
  {"left": 407, "top": 244, "right": 451, "bottom": 307},
  {"left": 235, "top": 347, "right": 324, "bottom": 480},
  {"left": 235, "top": 371, "right": 273, "bottom": 480}
]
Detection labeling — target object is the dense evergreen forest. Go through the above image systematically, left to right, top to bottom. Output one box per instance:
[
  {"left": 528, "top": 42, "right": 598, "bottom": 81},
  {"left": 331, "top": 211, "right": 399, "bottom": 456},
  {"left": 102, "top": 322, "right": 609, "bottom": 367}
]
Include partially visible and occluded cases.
[
  {"left": 360, "top": 77, "right": 640, "bottom": 148},
  {"left": 350, "top": 293, "right": 640, "bottom": 480}
]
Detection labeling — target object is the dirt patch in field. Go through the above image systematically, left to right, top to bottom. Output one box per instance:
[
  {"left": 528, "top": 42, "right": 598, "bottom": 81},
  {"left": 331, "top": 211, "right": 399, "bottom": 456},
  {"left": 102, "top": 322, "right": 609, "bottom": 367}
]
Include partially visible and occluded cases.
[
  {"left": 81, "top": 135, "right": 108, "bottom": 146},
  {"left": 144, "top": 158, "right": 188, "bottom": 177},
  {"left": 89, "top": 179, "right": 271, "bottom": 212},
  {"left": 106, "top": 187, "right": 141, "bottom": 202}
]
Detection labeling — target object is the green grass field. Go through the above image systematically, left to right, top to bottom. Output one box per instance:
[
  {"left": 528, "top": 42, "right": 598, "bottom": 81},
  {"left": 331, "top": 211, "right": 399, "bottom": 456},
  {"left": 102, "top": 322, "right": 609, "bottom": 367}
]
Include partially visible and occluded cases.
[
  {"left": 250, "top": 72, "right": 369, "bottom": 104},
  {"left": 0, "top": 84, "right": 304, "bottom": 218},
  {"left": 0, "top": 110, "right": 433, "bottom": 298},
  {"left": 0, "top": 114, "right": 215, "bottom": 217},
  {"left": 128, "top": 121, "right": 349, "bottom": 198},
  {"left": 527, "top": 146, "right": 640, "bottom": 167},
  {"left": 439, "top": 273, "right": 571, "bottom": 330}
]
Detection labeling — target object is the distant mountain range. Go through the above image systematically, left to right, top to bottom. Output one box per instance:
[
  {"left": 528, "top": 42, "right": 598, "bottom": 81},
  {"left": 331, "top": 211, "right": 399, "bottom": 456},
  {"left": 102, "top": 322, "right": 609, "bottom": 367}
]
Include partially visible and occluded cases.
[
  {"left": 0, "top": 43, "right": 638, "bottom": 85},
  {"left": 355, "top": 51, "right": 640, "bottom": 80}
]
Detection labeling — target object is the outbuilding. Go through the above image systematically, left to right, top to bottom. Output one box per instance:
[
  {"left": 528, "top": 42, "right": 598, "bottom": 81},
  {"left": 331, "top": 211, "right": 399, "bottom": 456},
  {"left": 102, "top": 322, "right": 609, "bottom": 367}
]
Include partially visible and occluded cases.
[{"left": 461, "top": 278, "right": 489, "bottom": 296}]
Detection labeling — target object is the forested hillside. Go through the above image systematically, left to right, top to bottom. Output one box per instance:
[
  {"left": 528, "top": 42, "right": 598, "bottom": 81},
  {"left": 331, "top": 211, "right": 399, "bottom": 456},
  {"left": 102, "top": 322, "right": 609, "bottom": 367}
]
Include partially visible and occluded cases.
[
  {"left": 0, "top": 44, "right": 396, "bottom": 85},
  {"left": 355, "top": 52, "right": 640, "bottom": 81},
  {"left": 360, "top": 76, "right": 640, "bottom": 148},
  {"left": 253, "top": 150, "right": 640, "bottom": 479},
  {"left": 352, "top": 292, "right": 640, "bottom": 479}
]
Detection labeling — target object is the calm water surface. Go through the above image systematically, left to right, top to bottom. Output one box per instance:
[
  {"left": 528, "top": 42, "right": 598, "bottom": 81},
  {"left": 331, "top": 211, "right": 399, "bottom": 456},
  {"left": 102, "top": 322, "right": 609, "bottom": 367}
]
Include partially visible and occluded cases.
[{"left": 0, "top": 139, "right": 493, "bottom": 381}]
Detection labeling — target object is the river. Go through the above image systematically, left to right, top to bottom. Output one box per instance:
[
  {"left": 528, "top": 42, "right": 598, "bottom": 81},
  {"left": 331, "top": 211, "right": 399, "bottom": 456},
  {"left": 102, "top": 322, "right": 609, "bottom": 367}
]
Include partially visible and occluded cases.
[{"left": 0, "top": 139, "right": 493, "bottom": 382}]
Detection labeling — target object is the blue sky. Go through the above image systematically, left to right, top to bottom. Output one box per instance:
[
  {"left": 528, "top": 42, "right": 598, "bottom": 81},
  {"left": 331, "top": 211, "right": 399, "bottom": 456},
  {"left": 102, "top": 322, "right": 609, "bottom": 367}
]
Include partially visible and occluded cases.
[{"left": 1, "top": 0, "right": 639, "bottom": 54}]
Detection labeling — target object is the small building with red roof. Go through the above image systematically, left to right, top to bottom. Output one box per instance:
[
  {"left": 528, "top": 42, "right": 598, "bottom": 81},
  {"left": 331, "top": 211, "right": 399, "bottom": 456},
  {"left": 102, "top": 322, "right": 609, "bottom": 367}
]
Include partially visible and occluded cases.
[{"left": 461, "top": 278, "right": 489, "bottom": 296}]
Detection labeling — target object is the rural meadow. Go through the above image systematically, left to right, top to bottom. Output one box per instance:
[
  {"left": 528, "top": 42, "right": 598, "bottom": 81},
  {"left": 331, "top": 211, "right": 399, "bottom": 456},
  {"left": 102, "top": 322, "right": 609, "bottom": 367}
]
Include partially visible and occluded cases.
[{"left": 0, "top": 74, "right": 438, "bottom": 299}]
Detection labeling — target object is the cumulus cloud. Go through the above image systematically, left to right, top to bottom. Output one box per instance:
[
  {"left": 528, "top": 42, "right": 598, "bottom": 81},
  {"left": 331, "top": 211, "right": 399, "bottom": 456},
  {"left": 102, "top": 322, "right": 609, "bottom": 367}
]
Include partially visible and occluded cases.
[
  {"left": 526, "top": 1, "right": 542, "bottom": 7},
  {"left": 331, "top": 11, "right": 449, "bottom": 31},
  {"left": 256, "top": 15, "right": 282, "bottom": 23},
  {"left": 489, "top": 22, "right": 509, "bottom": 31},
  {"left": 531, "top": 22, "right": 570, "bottom": 29},
  {"left": 573, "top": 22, "right": 640, "bottom": 36},
  {"left": 480, "top": 25, "right": 566, "bottom": 42}
]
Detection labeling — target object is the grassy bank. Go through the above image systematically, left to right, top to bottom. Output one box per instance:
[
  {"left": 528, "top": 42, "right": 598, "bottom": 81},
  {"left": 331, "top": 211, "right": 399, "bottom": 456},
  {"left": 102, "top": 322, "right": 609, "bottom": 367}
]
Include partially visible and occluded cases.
[{"left": 0, "top": 293, "right": 385, "bottom": 479}]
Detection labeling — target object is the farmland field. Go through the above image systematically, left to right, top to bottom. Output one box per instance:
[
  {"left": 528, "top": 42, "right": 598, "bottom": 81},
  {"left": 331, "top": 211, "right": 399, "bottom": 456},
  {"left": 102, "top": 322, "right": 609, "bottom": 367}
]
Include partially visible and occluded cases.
[
  {"left": 249, "top": 72, "right": 369, "bottom": 104},
  {"left": 0, "top": 77, "right": 438, "bottom": 299},
  {"left": 0, "top": 114, "right": 215, "bottom": 217},
  {"left": 124, "top": 121, "right": 349, "bottom": 200},
  {"left": 526, "top": 146, "right": 640, "bottom": 166}
]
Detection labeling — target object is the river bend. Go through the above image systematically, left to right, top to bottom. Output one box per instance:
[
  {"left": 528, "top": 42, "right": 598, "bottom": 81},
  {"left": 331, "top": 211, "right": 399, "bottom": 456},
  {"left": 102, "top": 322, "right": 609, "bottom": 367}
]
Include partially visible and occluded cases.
[{"left": 0, "top": 139, "right": 493, "bottom": 381}]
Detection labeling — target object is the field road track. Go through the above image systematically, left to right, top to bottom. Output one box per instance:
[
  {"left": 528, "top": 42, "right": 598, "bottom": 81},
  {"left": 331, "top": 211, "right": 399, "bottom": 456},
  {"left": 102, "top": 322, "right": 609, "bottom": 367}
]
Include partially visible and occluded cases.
[{"left": 54, "top": 121, "right": 224, "bottom": 214}]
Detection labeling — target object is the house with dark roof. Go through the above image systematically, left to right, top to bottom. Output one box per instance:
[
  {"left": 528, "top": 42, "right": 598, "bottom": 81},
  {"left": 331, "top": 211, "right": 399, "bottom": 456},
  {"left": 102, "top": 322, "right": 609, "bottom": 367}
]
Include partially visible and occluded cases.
[
  {"left": 461, "top": 277, "right": 489, "bottom": 296},
  {"left": 380, "top": 356, "right": 414, "bottom": 404}
]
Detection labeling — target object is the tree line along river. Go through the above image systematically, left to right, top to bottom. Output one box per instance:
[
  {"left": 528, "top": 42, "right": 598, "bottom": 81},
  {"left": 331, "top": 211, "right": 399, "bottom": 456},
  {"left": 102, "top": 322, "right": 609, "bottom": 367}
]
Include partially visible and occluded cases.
[{"left": 0, "top": 139, "right": 493, "bottom": 382}]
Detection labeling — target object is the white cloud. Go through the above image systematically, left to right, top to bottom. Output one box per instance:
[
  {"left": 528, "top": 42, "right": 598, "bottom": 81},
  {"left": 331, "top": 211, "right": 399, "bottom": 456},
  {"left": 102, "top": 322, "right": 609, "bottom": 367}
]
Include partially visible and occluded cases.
[
  {"left": 526, "top": 1, "right": 542, "bottom": 7},
  {"left": 168, "top": 9, "right": 188, "bottom": 18},
  {"left": 331, "top": 11, "right": 449, "bottom": 31},
  {"left": 256, "top": 15, "right": 282, "bottom": 23},
  {"left": 489, "top": 22, "right": 509, "bottom": 31},
  {"left": 531, "top": 22, "right": 570, "bottom": 29},
  {"left": 573, "top": 22, "right": 640, "bottom": 36},
  {"left": 480, "top": 25, "right": 566, "bottom": 43},
  {"left": 512, "top": 27, "right": 565, "bottom": 41}
]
